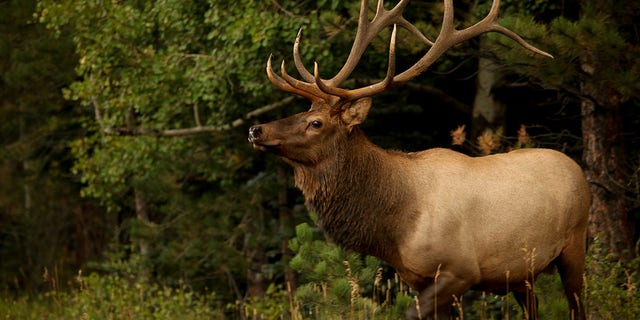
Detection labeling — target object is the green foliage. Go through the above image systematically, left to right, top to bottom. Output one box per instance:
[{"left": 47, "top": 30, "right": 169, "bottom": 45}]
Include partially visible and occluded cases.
[
  {"left": 0, "top": 0, "right": 100, "bottom": 292},
  {"left": 5, "top": 0, "right": 638, "bottom": 319},
  {"left": 31, "top": 0, "right": 394, "bottom": 310},
  {"left": 33, "top": 0, "right": 344, "bottom": 302},
  {"left": 36, "top": 0, "right": 342, "bottom": 132},
  {"left": 37, "top": 0, "right": 280, "bottom": 208},
  {"left": 498, "top": 0, "right": 566, "bottom": 19},
  {"left": 488, "top": 1, "right": 640, "bottom": 101},
  {"left": 287, "top": 223, "right": 413, "bottom": 319},
  {"left": 286, "top": 228, "right": 640, "bottom": 319},
  {"left": 584, "top": 247, "right": 640, "bottom": 319},
  {"left": 2, "top": 249, "right": 638, "bottom": 319},
  {"left": 0, "top": 271, "right": 221, "bottom": 319},
  {"left": 461, "top": 274, "right": 568, "bottom": 320},
  {"left": 535, "top": 274, "right": 570, "bottom": 319},
  {"left": 241, "top": 283, "right": 291, "bottom": 319}
]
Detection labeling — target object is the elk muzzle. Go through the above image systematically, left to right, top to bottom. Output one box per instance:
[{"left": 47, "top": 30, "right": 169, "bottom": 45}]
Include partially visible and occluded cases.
[
  {"left": 248, "top": 124, "right": 280, "bottom": 152},
  {"left": 248, "top": 125, "right": 263, "bottom": 143}
]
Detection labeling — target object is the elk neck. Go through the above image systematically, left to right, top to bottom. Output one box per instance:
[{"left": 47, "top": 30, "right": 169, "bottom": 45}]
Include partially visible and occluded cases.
[{"left": 291, "top": 128, "right": 419, "bottom": 262}]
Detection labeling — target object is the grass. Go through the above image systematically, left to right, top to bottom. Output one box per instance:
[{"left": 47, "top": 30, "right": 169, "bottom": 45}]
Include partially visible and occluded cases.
[
  {"left": 0, "top": 251, "right": 637, "bottom": 319},
  {"left": 0, "top": 270, "right": 222, "bottom": 320}
]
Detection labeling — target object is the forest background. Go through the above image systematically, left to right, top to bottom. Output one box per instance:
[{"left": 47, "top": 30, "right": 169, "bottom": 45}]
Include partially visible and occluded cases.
[{"left": 1, "top": 0, "right": 639, "bottom": 319}]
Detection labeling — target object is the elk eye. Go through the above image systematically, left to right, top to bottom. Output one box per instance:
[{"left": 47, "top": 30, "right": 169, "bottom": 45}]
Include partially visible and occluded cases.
[{"left": 310, "top": 120, "right": 323, "bottom": 129}]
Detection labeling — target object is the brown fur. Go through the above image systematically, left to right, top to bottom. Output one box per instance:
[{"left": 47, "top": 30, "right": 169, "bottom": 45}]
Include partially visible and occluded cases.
[
  {"left": 249, "top": 99, "right": 590, "bottom": 319},
  {"left": 295, "top": 128, "right": 417, "bottom": 262}
]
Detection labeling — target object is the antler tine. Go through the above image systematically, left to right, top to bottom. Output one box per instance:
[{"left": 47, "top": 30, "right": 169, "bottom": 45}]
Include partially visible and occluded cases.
[
  {"left": 267, "top": 0, "right": 552, "bottom": 104},
  {"left": 272, "top": 0, "right": 426, "bottom": 104},
  {"left": 319, "top": 0, "right": 375, "bottom": 88},
  {"left": 326, "top": 0, "right": 410, "bottom": 87},
  {"left": 395, "top": 0, "right": 552, "bottom": 83},
  {"left": 457, "top": 0, "right": 552, "bottom": 58},
  {"left": 397, "top": 17, "right": 434, "bottom": 46},
  {"left": 316, "top": 24, "right": 398, "bottom": 101},
  {"left": 491, "top": 25, "right": 553, "bottom": 58},
  {"left": 293, "top": 29, "right": 315, "bottom": 83},
  {"left": 266, "top": 55, "right": 327, "bottom": 102},
  {"left": 280, "top": 60, "right": 335, "bottom": 102}
]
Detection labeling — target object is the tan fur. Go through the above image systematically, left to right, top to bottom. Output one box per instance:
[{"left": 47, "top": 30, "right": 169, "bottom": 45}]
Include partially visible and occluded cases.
[{"left": 395, "top": 148, "right": 589, "bottom": 314}]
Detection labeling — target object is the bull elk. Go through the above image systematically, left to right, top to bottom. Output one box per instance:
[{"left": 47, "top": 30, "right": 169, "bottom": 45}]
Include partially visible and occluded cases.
[{"left": 248, "top": 0, "right": 589, "bottom": 319}]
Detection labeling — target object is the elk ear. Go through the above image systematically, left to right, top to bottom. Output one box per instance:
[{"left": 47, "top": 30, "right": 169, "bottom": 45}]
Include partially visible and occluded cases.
[{"left": 341, "top": 97, "right": 372, "bottom": 131}]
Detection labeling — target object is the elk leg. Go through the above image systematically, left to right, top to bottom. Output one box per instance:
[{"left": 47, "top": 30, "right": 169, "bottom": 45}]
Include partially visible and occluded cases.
[
  {"left": 556, "top": 232, "right": 586, "bottom": 320},
  {"left": 405, "top": 274, "right": 471, "bottom": 320},
  {"left": 513, "top": 288, "right": 539, "bottom": 320}
]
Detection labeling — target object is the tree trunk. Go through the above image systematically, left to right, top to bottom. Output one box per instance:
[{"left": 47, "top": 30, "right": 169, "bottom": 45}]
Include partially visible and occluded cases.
[
  {"left": 472, "top": 39, "right": 506, "bottom": 153},
  {"left": 580, "top": 52, "right": 634, "bottom": 262},
  {"left": 278, "top": 166, "right": 297, "bottom": 291},
  {"left": 134, "top": 188, "right": 151, "bottom": 279},
  {"left": 245, "top": 194, "right": 267, "bottom": 298},
  {"left": 74, "top": 204, "right": 107, "bottom": 268},
  {"left": 246, "top": 247, "right": 267, "bottom": 298}
]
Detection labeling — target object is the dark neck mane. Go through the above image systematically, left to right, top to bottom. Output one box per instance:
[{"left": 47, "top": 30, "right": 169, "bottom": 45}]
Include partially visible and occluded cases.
[{"left": 291, "top": 128, "right": 414, "bottom": 261}]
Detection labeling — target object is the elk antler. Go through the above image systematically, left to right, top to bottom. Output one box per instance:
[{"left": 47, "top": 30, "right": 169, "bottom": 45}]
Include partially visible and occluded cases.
[{"left": 267, "top": 0, "right": 552, "bottom": 105}]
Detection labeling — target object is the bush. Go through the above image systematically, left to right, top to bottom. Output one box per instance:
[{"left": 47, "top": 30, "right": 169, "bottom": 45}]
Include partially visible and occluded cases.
[
  {"left": 286, "top": 222, "right": 414, "bottom": 319},
  {"left": 279, "top": 223, "right": 640, "bottom": 320},
  {"left": 584, "top": 252, "right": 640, "bottom": 319},
  {"left": 0, "top": 271, "right": 221, "bottom": 320}
]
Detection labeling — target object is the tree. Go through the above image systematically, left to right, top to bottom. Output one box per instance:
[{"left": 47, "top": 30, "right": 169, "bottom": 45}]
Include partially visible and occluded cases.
[
  {"left": 0, "top": 0, "right": 107, "bottom": 292},
  {"left": 35, "top": 0, "right": 355, "bottom": 302},
  {"left": 490, "top": 0, "right": 640, "bottom": 261},
  {"left": 576, "top": 0, "right": 638, "bottom": 262},
  {"left": 29, "top": 1, "right": 640, "bottom": 316}
]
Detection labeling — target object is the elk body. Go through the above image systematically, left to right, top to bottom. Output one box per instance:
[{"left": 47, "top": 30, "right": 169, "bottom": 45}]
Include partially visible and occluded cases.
[{"left": 249, "top": 1, "right": 589, "bottom": 319}]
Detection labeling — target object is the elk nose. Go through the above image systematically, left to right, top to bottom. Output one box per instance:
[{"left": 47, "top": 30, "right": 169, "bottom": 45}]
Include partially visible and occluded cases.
[{"left": 248, "top": 125, "right": 262, "bottom": 142}]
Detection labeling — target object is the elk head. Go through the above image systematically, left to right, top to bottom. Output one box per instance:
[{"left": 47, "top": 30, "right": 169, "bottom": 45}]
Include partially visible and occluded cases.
[{"left": 248, "top": 0, "right": 552, "bottom": 164}]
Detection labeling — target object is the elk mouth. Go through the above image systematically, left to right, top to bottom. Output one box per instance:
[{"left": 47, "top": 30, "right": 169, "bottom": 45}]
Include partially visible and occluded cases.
[
  {"left": 249, "top": 139, "right": 281, "bottom": 152},
  {"left": 252, "top": 143, "right": 279, "bottom": 152}
]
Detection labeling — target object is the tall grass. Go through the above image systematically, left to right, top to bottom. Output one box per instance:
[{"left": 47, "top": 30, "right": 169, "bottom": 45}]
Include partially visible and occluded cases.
[
  {"left": 241, "top": 222, "right": 640, "bottom": 319},
  {"left": 1, "top": 244, "right": 637, "bottom": 319},
  {"left": 241, "top": 258, "right": 638, "bottom": 320},
  {"left": 0, "top": 269, "right": 222, "bottom": 319}
]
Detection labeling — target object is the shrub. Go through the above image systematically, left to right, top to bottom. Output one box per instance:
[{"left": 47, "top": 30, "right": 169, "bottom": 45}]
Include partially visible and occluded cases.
[
  {"left": 286, "top": 222, "right": 414, "bottom": 319},
  {"left": 584, "top": 252, "right": 640, "bottom": 319},
  {"left": 0, "top": 270, "right": 221, "bottom": 319}
]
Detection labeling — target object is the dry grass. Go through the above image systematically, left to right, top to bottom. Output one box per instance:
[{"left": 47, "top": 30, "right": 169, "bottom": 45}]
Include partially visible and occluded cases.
[{"left": 1, "top": 247, "right": 637, "bottom": 320}]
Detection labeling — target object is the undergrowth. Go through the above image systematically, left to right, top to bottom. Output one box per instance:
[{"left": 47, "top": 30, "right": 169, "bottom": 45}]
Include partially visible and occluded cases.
[
  {"left": 243, "top": 223, "right": 640, "bottom": 319},
  {"left": 1, "top": 224, "right": 638, "bottom": 319},
  {"left": 0, "top": 270, "right": 222, "bottom": 319}
]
